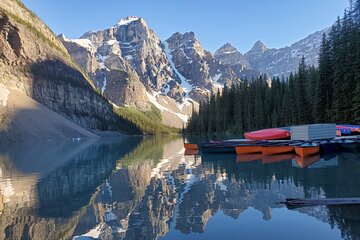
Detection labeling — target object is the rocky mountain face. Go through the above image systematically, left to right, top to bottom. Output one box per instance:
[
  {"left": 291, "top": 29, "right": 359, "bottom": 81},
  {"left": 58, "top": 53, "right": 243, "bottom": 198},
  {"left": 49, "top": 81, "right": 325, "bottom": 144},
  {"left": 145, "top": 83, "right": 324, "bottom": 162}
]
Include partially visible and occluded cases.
[
  {"left": 0, "top": 0, "right": 137, "bottom": 141},
  {"left": 61, "top": 15, "right": 325, "bottom": 127},
  {"left": 64, "top": 15, "right": 182, "bottom": 104},
  {"left": 61, "top": 17, "right": 196, "bottom": 127},
  {"left": 61, "top": 18, "right": 261, "bottom": 127},
  {"left": 214, "top": 29, "right": 326, "bottom": 78},
  {"left": 243, "top": 30, "right": 327, "bottom": 77},
  {"left": 164, "top": 32, "right": 259, "bottom": 99},
  {"left": 214, "top": 43, "right": 250, "bottom": 68}
]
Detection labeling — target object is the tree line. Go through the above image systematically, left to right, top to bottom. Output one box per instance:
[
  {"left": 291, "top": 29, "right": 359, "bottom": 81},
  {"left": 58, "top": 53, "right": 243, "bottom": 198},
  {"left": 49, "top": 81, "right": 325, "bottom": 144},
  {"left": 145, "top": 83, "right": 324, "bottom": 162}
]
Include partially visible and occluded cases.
[{"left": 186, "top": 1, "right": 360, "bottom": 135}]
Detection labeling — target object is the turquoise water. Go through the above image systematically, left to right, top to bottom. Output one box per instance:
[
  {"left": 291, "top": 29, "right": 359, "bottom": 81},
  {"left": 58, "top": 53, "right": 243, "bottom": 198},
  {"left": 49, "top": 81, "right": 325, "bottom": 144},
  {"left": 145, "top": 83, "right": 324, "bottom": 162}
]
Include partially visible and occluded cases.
[{"left": 0, "top": 136, "right": 359, "bottom": 239}]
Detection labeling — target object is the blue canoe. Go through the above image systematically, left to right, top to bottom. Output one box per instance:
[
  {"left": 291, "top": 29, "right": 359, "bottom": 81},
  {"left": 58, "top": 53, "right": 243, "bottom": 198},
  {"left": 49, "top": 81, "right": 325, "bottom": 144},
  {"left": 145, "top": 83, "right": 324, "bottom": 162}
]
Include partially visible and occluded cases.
[
  {"left": 336, "top": 128, "right": 352, "bottom": 135},
  {"left": 337, "top": 139, "right": 358, "bottom": 151},
  {"left": 319, "top": 140, "right": 338, "bottom": 154},
  {"left": 199, "top": 142, "right": 238, "bottom": 154}
]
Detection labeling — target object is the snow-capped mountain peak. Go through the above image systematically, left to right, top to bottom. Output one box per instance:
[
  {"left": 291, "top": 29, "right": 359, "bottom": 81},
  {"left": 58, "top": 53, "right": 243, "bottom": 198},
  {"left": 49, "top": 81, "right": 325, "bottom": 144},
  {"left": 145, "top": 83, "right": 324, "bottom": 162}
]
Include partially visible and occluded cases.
[{"left": 116, "top": 16, "right": 140, "bottom": 26}]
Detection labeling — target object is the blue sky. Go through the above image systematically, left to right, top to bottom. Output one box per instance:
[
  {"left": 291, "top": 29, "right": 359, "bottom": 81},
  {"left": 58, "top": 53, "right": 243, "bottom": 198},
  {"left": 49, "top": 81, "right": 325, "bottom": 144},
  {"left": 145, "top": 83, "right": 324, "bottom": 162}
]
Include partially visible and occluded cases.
[{"left": 22, "top": 0, "right": 349, "bottom": 53}]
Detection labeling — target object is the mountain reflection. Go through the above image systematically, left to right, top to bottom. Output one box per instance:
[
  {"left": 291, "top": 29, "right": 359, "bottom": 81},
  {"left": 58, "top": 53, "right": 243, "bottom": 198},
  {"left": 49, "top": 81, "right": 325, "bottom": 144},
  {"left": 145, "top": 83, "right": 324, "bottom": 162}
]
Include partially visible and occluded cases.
[{"left": 0, "top": 137, "right": 359, "bottom": 239}]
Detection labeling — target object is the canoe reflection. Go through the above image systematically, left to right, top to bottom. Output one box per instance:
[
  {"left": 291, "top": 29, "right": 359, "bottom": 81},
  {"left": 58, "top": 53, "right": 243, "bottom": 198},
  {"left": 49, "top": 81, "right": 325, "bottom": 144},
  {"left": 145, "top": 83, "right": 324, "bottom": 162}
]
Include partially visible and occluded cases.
[
  {"left": 184, "top": 149, "right": 199, "bottom": 155},
  {"left": 236, "top": 153, "right": 295, "bottom": 164},
  {"left": 262, "top": 153, "right": 296, "bottom": 164},
  {"left": 236, "top": 154, "right": 262, "bottom": 163},
  {"left": 295, "top": 154, "right": 321, "bottom": 168}
]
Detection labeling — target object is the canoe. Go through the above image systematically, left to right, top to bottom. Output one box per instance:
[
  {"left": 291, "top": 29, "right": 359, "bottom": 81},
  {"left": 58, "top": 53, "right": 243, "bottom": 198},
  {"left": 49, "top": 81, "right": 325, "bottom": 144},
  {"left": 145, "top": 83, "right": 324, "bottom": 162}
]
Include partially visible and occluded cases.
[
  {"left": 339, "top": 124, "right": 360, "bottom": 132},
  {"left": 337, "top": 125, "right": 355, "bottom": 131},
  {"left": 336, "top": 127, "right": 352, "bottom": 135},
  {"left": 245, "top": 128, "right": 291, "bottom": 141},
  {"left": 336, "top": 130, "right": 342, "bottom": 137},
  {"left": 199, "top": 139, "right": 260, "bottom": 154},
  {"left": 199, "top": 139, "right": 259, "bottom": 154},
  {"left": 338, "top": 139, "right": 358, "bottom": 151},
  {"left": 319, "top": 140, "right": 338, "bottom": 154},
  {"left": 184, "top": 143, "right": 198, "bottom": 150},
  {"left": 199, "top": 143, "right": 237, "bottom": 154},
  {"left": 295, "top": 143, "right": 320, "bottom": 157},
  {"left": 235, "top": 145, "right": 262, "bottom": 155},
  {"left": 261, "top": 145, "right": 294, "bottom": 155},
  {"left": 295, "top": 154, "right": 321, "bottom": 168}
]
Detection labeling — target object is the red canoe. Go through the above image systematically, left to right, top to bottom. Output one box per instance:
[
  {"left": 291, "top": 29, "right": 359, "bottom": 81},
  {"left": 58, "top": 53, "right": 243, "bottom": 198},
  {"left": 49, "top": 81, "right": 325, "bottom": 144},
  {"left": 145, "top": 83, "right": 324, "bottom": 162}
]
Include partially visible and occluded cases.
[{"left": 244, "top": 128, "right": 291, "bottom": 141}]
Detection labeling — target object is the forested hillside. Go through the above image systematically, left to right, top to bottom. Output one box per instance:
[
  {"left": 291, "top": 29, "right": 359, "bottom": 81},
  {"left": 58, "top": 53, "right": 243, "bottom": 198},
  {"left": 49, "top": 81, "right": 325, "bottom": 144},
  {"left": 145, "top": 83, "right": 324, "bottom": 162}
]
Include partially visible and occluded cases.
[{"left": 186, "top": 1, "right": 360, "bottom": 135}]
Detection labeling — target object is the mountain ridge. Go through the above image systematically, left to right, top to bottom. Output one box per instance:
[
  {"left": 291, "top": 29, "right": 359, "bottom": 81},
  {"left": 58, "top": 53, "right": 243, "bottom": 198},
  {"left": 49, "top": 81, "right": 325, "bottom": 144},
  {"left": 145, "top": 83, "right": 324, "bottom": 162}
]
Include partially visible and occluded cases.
[{"left": 60, "top": 15, "right": 327, "bottom": 127}]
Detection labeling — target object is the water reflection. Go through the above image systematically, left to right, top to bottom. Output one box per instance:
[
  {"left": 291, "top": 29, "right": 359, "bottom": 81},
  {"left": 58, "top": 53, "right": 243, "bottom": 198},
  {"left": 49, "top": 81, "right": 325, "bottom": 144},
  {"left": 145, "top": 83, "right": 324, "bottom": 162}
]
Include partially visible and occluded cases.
[{"left": 0, "top": 137, "right": 359, "bottom": 239}]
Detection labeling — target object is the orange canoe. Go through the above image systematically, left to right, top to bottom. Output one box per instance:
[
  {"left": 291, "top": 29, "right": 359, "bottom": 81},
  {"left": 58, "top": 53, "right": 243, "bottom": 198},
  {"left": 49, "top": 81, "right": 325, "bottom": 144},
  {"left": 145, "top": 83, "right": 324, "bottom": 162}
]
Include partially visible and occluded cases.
[
  {"left": 336, "top": 130, "right": 342, "bottom": 137},
  {"left": 184, "top": 143, "right": 198, "bottom": 150},
  {"left": 235, "top": 145, "right": 262, "bottom": 155},
  {"left": 261, "top": 145, "right": 294, "bottom": 155},
  {"left": 295, "top": 146, "right": 320, "bottom": 157}
]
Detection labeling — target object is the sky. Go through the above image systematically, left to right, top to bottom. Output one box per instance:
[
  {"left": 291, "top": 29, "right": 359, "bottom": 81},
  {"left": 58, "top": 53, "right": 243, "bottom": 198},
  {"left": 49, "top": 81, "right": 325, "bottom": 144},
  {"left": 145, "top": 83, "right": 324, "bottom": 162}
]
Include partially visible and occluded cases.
[{"left": 22, "top": 0, "right": 349, "bottom": 53}]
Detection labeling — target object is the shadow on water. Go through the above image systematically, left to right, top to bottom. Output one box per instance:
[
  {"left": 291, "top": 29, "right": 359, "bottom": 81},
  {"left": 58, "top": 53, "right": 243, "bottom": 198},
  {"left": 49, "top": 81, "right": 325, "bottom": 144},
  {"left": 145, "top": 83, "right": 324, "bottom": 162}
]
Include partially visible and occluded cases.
[
  {"left": 0, "top": 137, "right": 142, "bottom": 239},
  {"left": 0, "top": 137, "right": 143, "bottom": 216},
  {"left": 34, "top": 138, "right": 143, "bottom": 218}
]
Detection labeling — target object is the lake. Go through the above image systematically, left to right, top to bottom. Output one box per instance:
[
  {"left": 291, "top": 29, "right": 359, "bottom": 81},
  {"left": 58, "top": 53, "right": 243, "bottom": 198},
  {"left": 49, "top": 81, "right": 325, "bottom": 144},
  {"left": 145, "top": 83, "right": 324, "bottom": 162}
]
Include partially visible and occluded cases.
[{"left": 0, "top": 136, "right": 359, "bottom": 240}]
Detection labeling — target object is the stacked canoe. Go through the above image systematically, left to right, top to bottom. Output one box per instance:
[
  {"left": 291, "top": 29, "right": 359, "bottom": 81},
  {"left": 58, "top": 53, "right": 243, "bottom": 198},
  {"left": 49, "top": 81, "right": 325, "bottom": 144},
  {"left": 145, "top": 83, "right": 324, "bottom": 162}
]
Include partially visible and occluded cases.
[
  {"left": 336, "top": 124, "right": 360, "bottom": 136},
  {"left": 184, "top": 127, "right": 360, "bottom": 158},
  {"left": 183, "top": 140, "right": 321, "bottom": 158}
]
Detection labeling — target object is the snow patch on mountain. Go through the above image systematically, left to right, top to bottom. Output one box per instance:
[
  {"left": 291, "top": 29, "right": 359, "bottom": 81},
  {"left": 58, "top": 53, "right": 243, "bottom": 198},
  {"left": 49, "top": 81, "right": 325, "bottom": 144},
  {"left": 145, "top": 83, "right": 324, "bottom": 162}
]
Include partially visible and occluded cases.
[
  {"left": 116, "top": 16, "right": 140, "bottom": 26},
  {"left": 62, "top": 35, "right": 96, "bottom": 53},
  {"left": 107, "top": 39, "right": 117, "bottom": 45},
  {"left": 163, "top": 41, "right": 193, "bottom": 97},
  {"left": 97, "top": 54, "right": 108, "bottom": 70},
  {"left": 101, "top": 71, "right": 107, "bottom": 94},
  {"left": 211, "top": 73, "right": 223, "bottom": 89},
  {"left": 146, "top": 92, "right": 189, "bottom": 122},
  {"left": 73, "top": 224, "right": 103, "bottom": 239}
]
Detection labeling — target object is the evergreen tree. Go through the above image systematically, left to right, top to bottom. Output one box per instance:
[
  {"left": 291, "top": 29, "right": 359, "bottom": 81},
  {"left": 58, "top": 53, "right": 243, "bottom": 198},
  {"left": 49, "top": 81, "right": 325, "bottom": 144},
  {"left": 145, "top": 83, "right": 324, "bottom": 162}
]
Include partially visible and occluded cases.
[
  {"left": 315, "top": 33, "right": 333, "bottom": 122},
  {"left": 295, "top": 57, "right": 310, "bottom": 124},
  {"left": 215, "top": 89, "right": 222, "bottom": 134}
]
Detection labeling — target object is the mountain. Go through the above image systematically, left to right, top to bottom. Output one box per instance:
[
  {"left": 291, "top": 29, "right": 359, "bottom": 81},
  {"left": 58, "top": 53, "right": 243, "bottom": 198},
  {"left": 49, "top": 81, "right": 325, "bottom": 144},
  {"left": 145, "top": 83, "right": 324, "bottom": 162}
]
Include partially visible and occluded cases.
[
  {"left": 0, "top": 0, "right": 139, "bottom": 142},
  {"left": 60, "top": 16, "right": 326, "bottom": 127},
  {"left": 60, "top": 17, "right": 197, "bottom": 127},
  {"left": 61, "top": 18, "right": 260, "bottom": 127},
  {"left": 213, "top": 30, "right": 327, "bottom": 78},
  {"left": 243, "top": 30, "right": 328, "bottom": 77},
  {"left": 164, "top": 32, "right": 258, "bottom": 99},
  {"left": 214, "top": 43, "right": 251, "bottom": 68}
]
